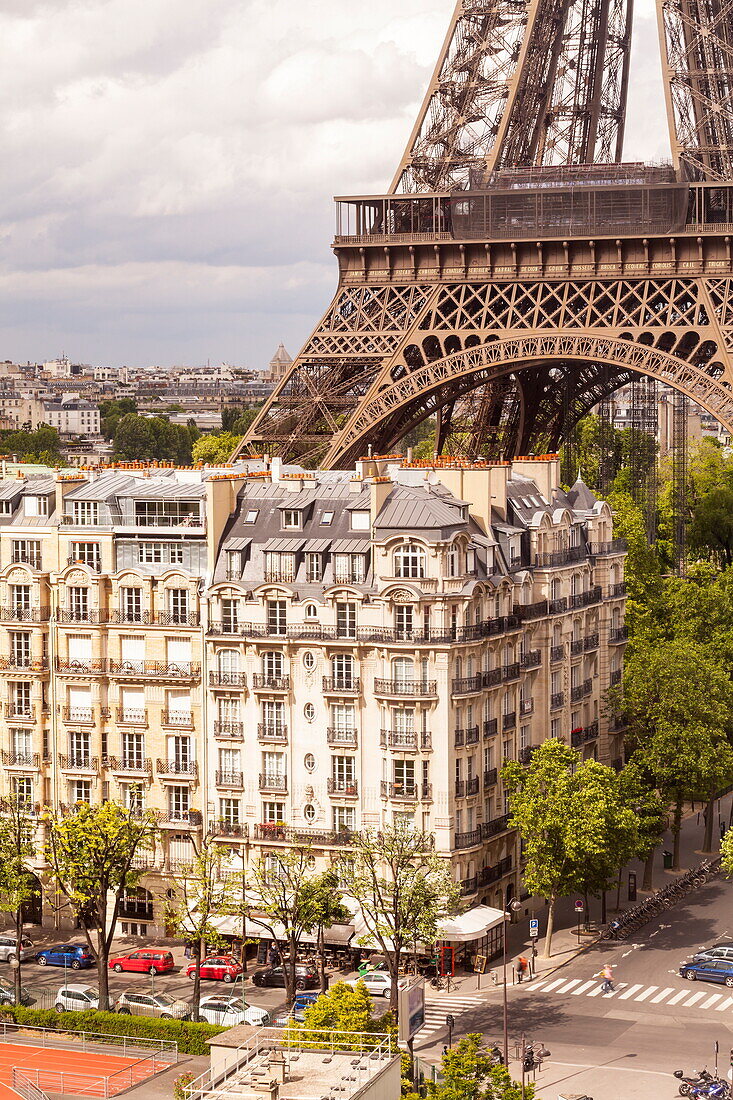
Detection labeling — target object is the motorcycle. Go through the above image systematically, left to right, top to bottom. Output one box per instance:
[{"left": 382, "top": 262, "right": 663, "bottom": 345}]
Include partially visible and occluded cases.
[
  {"left": 674, "top": 1070, "right": 716, "bottom": 1097},
  {"left": 687, "top": 1080, "right": 730, "bottom": 1100}
]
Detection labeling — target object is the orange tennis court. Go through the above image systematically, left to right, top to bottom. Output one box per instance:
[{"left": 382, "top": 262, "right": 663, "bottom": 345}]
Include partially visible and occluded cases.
[{"left": 0, "top": 1038, "right": 164, "bottom": 1097}]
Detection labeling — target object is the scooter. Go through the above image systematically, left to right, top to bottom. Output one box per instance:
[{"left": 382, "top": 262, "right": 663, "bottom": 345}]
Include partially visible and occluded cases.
[{"left": 674, "top": 1069, "right": 716, "bottom": 1097}]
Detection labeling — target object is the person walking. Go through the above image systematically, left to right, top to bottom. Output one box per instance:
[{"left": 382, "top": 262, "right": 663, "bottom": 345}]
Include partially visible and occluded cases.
[
  {"left": 516, "top": 955, "right": 528, "bottom": 983},
  {"left": 594, "top": 963, "right": 615, "bottom": 993}
]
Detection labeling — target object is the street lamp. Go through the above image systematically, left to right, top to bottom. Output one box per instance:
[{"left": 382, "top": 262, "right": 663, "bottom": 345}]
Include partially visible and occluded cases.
[{"left": 502, "top": 898, "right": 522, "bottom": 1067}]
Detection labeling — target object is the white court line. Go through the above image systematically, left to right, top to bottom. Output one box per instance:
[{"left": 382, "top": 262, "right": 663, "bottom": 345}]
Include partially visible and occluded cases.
[
  {"left": 554, "top": 979, "right": 582, "bottom": 994},
  {"left": 570, "top": 981, "right": 597, "bottom": 995},
  {"left": 618, "top": 984, "right": 644, "bottom": 1000},
  {"left": 633, "top": 986, "right": 658, "bottom": 1002},
  {"left": 650, "top": 987, "right": 675, "bottom": 1003},
  {"left": 667, "top": 989, "right": 690, "bottom": 1005},
  {"left": 682, "top": 991, "right": 705, "bottom": 1007},
  {"left": 700, "top": 993, "right": 722, "bottom": 1010},
  {"left": 716, "top": 997, "right": 733, "bottom": 1011}
]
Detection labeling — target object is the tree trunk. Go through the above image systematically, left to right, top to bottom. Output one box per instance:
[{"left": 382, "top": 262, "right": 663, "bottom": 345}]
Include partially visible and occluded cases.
[
  {"left": 703, "top": 789, "right": 716, "bottom": 853},
  {"left": 672, "top": 792, "right": 683, "bottom": 870},
  {"left": 642, "top": 847, "right": 655, "bottom": 891},
  {"left": 615, "top": 868, "right": 622, "bottom": 911},
  {"left": 543, "top": 896, "right": 556, "bottom": 959},
  {"left": 13, "top": 909, "right": 22, "bottom": 1007},
  {"left": 317, "top": 926, "right": 327, "bottom": 995},
  {"left": 97, "top": 932, "right": 110, "bottom": 1012},
  {"left": 283, "top": 937, "right": 297, "bottom": 1006},
  {"left": 192, "top": 938, "right": 203, "bottom": 1021},
  {"left": 389, "top": 947, "right": 402, "bottom": 1015}
]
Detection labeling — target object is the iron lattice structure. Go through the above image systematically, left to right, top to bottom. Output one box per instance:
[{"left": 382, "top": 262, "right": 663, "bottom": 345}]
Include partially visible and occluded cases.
[{"left": 241, "top": 0, "right": 733, "bottom": 467}]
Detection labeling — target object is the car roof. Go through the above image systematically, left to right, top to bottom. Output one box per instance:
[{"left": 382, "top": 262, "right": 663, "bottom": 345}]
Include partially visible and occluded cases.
[{"left": 61, "top": 984, "right": 97, "bottom": 993}]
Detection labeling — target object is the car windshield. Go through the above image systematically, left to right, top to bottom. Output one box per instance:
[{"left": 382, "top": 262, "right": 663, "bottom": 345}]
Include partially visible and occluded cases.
[{"left": 155, "top": 994, "right": 175, "bottom": 1006}]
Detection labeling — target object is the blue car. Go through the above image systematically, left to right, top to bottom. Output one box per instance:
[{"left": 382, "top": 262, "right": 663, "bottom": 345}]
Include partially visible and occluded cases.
[
  {"left": 36, "top": 944, "right": 94, "bottom": 970},
  {"left": 679, "top": 958, "right": 733, "bottom": 987}
]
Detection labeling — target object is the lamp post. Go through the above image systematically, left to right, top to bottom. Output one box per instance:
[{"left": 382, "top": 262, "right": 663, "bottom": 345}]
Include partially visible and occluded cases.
[{"left": 502, "top": 898, "right": 522, "bottom": 1067}]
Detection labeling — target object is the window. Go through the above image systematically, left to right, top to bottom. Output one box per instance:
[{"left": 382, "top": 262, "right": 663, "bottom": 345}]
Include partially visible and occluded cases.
[
  {"left": 25, "top": 495, "right": 48, "bottom": 517},
  {"left": 134, "top": 500, "right": 200, "bottom": 527},
  {"left": 71, "top": 502, "right": 98, "bottom": 525},
  {"left": 243, "top": 509, "right": 259, "bottom": 524},
  {"left": 282, "top": 510, "right": 301, "bottom": 529},
  {"left": 320, "top": 511, "right": 334, "bottom": 526},
  {"left": 350, "top": 511, "right": 370, "bottom": 531},
  {"left": 12, "top": 540, "right": 41, "bottom": 569},
  {"left": 70, "top": 542, "right": 101, "bottom": 570},
  {"left": 138, "top": 543, "right": 184, "bottom": 565},
  {"left": 394, "top": 544, "right": 426, "bottom": 579},
  {"left": 446, "top": 545, "right": 459, "bottom": 577},
  {"left": 466, "top": 549, "right": 476, "bottom": 573},
  {"left": 225, "top": 550, "right": 243, "bottom": 578},
  {"left": 264, "top": 552, "right": 295, "bottom": 582},
  {"left": 306, "top": 554, "right": 322, "bottom": 582},
  {"left": 334, "top": 554, "right": 366, "bottom": 584},
  {"left": 10, "top": 586, "right": 30, "bottom": 615},
  {"left": 68, "top": 587, "right": 88, "bottom": 620},
  {"left": 121, "top": 588, "right": 142, "bottom": 622},
  {"left": 167, "top": 589, "right": 189, "bottom": 624},
  {"left": 221, "top": 599, "right": 239, "bottom": 633},
  {"left": 267, "top": 600, "right": 287, "bottom": 635},
  {"left": 336, "top": 602, "right": 356, "bottom": 638},
  {"left": 304, "top": 603, "right": 318, "bottom": 620},
  {"left": 394, "top": 605, "right": 413, "bottom": 639},
  {"left": 10, "top": 633, "right": 30, "bottom": 667},
  {"left": 217, "top": 649, "right": 241, "bottom": 677},
  {"left": 263, "top": 651, "right": 284, "bottom": 679},
  {"left": 302, "top": 651, "right": 316, "bottom": 672},
  {"left": 331, "top": 653, "right": 354, "bottom": 688},
  {"left": 392, "top": 656, "right": 413, "bottom": 685},
  {"left": 10, "top": 682, "right": 31, "bottom": 717},
  {"left": 217, "top": 696, "right": 241, "bottom": 724},
  {"left": 262, "top": 701, "right": 285, "bottom": 734},
  {"left": 304, "top": 703, "right": 315, "bottom": 722},
  {"left": 331, "top": 704, "right": 355, "bottom": 731},
  {"left": 69, "top": 730, "right": 90, "bottom": 767},
  {"left": 122, "top": 733, "right": 144, "bottom": 767},
  {"left": 168, "top": 735, "right": 192, "bottom": 770},
  {"left": 218, "top": 747, "right": 241, "bottom": 779},
  {"left": 262, "top": 751, "right": 285, "bottom": 780},
  {"left": 304, "top": 753, "right": 316, "bottom": 772},
  {"left": 331, "top": 756, "right": 355, "bottom": 789},
  {"left": 394, "top": 759, "right": 415, "bottom": 789},
  {"left": 13, "top": 777, "right": 32, "bottom": 807},
  {"left": 71, "top": 779, "right": 92, "bottom": 804},
  {"left": 121, "top": 783, "right": 145, "bottom": 812},
  {"left": 168, "top": 786, "right": 189, "bottom": 819},
  {"left": 220, "top": 798, "right": 240, "bottom": 825},
  {"left": 262, "top": 801, "right": 284, "bottom": 823},
  {"left": 303, "top": 803, "right": 316, "bottom": 822},
  {"left": 332, "top": 806, "right": 355, "bottom": 831}
]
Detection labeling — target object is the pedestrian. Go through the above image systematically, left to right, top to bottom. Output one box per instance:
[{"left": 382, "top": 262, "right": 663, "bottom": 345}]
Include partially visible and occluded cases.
[
  {"left": 516, "top": 955, "right": 528, "bottom": 983},
  {"left": 594, "top": 963, "right": 615, "bottom": 993},
  {"left": 442, "top": 1045, "right": 449, "bottom": 1058}
]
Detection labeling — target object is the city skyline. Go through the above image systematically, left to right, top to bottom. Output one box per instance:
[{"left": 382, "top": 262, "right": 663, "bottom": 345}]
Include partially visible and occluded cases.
[{"left": 1, "top": 0, "right": 668, "bottom": 370}]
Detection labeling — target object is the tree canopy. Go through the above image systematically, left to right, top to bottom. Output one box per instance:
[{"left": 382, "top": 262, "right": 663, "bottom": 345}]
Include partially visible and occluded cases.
[
  {"left": 112, "top": 413, "right": 198, "bottom": 464},
  {"left": 192, "top": 431, "right": 242, "bottom": 465}
]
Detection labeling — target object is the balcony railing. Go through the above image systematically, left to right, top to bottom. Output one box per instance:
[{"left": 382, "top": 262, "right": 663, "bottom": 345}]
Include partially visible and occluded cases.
[
  {"left": 133, "top": 514, "right": 203, "bottom": 529},
  {"left": 589, "top": 538, "right": 628, "bottom": 556},
  {"left": 533, "top": 547, "right": 587, "bottom": 568},
  {"left": 11, "top": 554, "right": 42, "bottom": 570},
  {"left": 66, "top": 555, "right": 101, "bottom": 572},
  {"left": 609, "top": 582, "right": 627, "bottom": 597},
  {"left": 570, "top": 586, "right": 603, "bottom": 608},
  {"left": 549, "top": 596, "right": 568, "bottom": 614},
  {"left": 515, "top": 599, "right": 550, "bottom": 621},
  {"left": 0, "top": 607, "right": 50, "bottom": 623},
  {"left": 58, "top": 609, "right": 107, "bottom": 624},
  {"left": 107, "top": 611, "right": 200, "bottom": 627},
  {"left": 208, "top": 617, "right": 524, "bottom": 645},
  {"left": 610, "top": 625, "right": 629, "bottom": 643},
  {"left": 584, "top": 633, "right": 600, "bottom": 651},
  {"left": 570, "top": 639, "right": 584, "bottom": 656},
  {"left": 550, "top": 644, "right": 564, "bottom": 661},
  {"left": 521, "top": 650, "right": 541, "bottom": 669},
  {"left": 0, "top": 658, "right": 48, "bottom": 673},
  {"left": 56, "top": 659, "right": 106, "bottom": 675},
  {"left": 109, "top": 660, "right": 200, "bottom": 678},
  {"left": 502, "top": 662, "right": 520, "bottom": 682},
  {"left": 610, "top": 669, "right": 622, "bottom": 686},
  {"left": 209, "top": 670, "right": 247, "bottom": 687},
  {"left": 252, "top": 674, "right": 291, "bottom": 691},
  {"left": 452, "top": 675, "right": 484, "bottom": 695},
  {"left": 323, "top": 677, "right": 361, "bottom": 694},
  {"left": 583, "top": 677, "right": 593, "bottom": 696},
  {"left": 373, "top": 678, "right": 435, "bottom": 696},
  {"left": 570, "top": 684, "right": 584, "bottom": 702},
  {"left": 550, "top": 691, "right": 564, "bottom": 708},
  {"left": 519, "top": 698, "right": 534, "bottom": 716},
  {"left": 4, "top": 705, "right": 34, "bottom": 721},
  {"left": 63, "top": 706, "right": 95, "bottom": 724},
  {"left": 116, "top": 708, "right": 148, "bottom": 726},
  {"left": 161, "top": 711, "right": 194, "bottom": 728},
  {"left": 502, "top": 711, "right": 516, "bottom": 730},
  {"left": 483, "top": 718, "right": 498, "bottom": 738},
  {"left": 214, "top": 721, "right": 244, "bottom": 738},
  {"left": 571, "top": 721, "right": 599, "bottom": 747},
  {"left": 258, "top": 723, "right": 288, "bottom": 743},
  {"left": 326, "top": 727, "right": 358, "bottom": 748},
  {"left": 381, "top": 729, "right": 421, "bottom": 751},
  {"left": 519, "top": 745, "right": 536, "bottom": 765},
  {"left": 1, "top": 751, "right": 39, "bottom": 768},
  {"left": 59, "top": 753, "right": 98, "bottom": 772},
  {"left": 107, "top": 756, "right": 152, "bottom": 774},
  {"left": 157, "top": 759, "right": 198, "bottom": 778},
  {"left": 483, "top": 767, "right": 498, "bottom": 787},
  {"left": 215, "top": 771, "right": 244, "bottom": 788},
  {"left": 259, "top": 773, "right": 287, "bottom": 792},
  {"left": 466, "top": 776, "right": 480, "bottom": 795},
  {"left": 327, "top": 778, "right": 359, "bottom": 796},
  {"left": 455, "top": 779, "right": 465, "bottom": 797},
  {"left": 380, "top": 781, "right": 418, "bottom": 800},
  {"left": 421, "top": 783, "right": 433, "bottom": 801},
  {"left": 159, "top": 809, "right": 202, "bottom": 827},
  {"left": 481, "top": 813, "right": 511, "bottom": 839},
  {"left": 253, "top": 823, "right": 355, "bottom": 846},
  {"left": 455, "top": 829, "right": 481, "bottom": 850},
  {"left": 480, "top": 856, "right": 513, "bottom": 886},
  {"left": 460, "top": 876, "right": 478, "bottom": 896}
]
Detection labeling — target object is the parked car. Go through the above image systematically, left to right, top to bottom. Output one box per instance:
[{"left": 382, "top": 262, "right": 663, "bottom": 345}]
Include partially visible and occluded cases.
[
  {"left": 0, "top": 935, "right": 34, "bottom": 963},
  {"left": 691, "top": 941, "right": 733, "bottom": 964},
  {"left": 36, "top": 944, "right": 94, "bottom": 970},
  {"left": 109, "top": 949, "right": 174, "bottom": 976},
  {"left": 186, "top": 955, "right": 242, "bottom": 983},
  {"left": 679, "top": 959, "right": 733, "bottom": 986},
  {"left": 251, "top": 964, "right": 319, "bottom": 990},
  {"left": 346, "top": 972, "right": 409, "bottom": 999},
  {"left": 0, "top": 975, "right": 30, "bottom": 1005},
  {"left": 54, "top": 984, "right": 100, "bottom": 1012},
  {"left": 115, "top": 991, "right": 191, "bottom": 1019},
  {"left": 273, "top": 991, "right": 322, "bottom": 1027},
  {"left": 197, "top": 996, "right": 269, "bottom": 1027}
]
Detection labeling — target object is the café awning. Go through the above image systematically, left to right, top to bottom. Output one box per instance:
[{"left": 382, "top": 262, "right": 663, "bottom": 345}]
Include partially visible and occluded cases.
[{"left": 437, "top": 905, "right": 505, "bottom": 942}]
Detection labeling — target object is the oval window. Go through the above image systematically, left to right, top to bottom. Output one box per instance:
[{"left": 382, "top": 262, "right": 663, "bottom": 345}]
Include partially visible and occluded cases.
[
  {"left": 303, "top": 651, "right": 316, "bottom": 671},
  {"left": 304, "top": 703, "right": 315, "bottom": 722},
  {"left": 304, "top": 753, "right": 316, "bottom": 772},
  {"left": 304, "top": 803, "right": 316, "bottom": 823}
]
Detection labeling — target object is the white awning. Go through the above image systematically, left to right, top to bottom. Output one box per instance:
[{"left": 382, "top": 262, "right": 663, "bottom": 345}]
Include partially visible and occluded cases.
[
  {"left": 437, "top": 905, "right": 505, "bottom": 943},
  {"left": 209, "top": 914, "right": 354, "bottom": 946}
]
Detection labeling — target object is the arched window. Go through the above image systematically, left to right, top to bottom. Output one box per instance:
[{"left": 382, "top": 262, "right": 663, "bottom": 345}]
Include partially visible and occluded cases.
[
  {"left": 394, "top": 544, "right": 426, "bottom": 579},
  {"left": 217, "top": 649, "right": 240, "bottom": 674},
  {"left": 392, "top": 656, "right": 414, "bottom": 684}
]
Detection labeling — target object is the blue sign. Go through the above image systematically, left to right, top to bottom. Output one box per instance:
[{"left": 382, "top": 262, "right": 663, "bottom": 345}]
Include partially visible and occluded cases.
[{"left": 529, "top": 918, "right": 539, "bottom": 938}]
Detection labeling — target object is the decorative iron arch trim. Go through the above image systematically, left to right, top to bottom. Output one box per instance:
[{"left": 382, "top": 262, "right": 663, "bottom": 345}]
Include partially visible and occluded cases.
[{"left": 330, "top": 333, "right": 733, "bottom": 463}]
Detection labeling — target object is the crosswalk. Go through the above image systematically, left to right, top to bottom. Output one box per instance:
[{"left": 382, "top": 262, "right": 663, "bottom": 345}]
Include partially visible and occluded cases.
[
  {"left": 528, "top": 975, "right": 733, "bottom": 1011},
  {"left": 419, "top": 994, "right": 487, "bottom": 1040}
]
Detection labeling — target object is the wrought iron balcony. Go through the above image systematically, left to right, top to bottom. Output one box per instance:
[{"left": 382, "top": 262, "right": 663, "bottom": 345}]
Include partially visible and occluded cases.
[
  {"left": 589, "top": 538, "right": 628, "bottom": 556},
  {"left": 533, "top": 547, "right": 587, "bottom": 568},
  {"left": 11, "top": 554, "right": 42, "bottom": 570},
  {"left": 66, "top": 554, "right": 101, "bottom": 572},
  {"left": 609, "top": 582, "right": 627, "bottom": 597},
  {"left": 570, "top": 585, "right": 603, "bottom": 608},
  {"left": 549, "top": 596, "right": 568, "bottom": 614},
  {"left": 514, "top": 600, "right": 548, "bottom": 621},
  {"left": 0, "top": 607, "right": 50, "bottom": 623},
  {"left": 58, "top": 609, "right": 107, "bottom": 624},
  {"left": 610, "top": 625, "right": 629, "bottom": 643},
  {"left": 584, "top": 633, "right": 600, "bottom": 651},
  {"left": 570, "top": 639, "right": 584, "bottom": 656},
  {"left": 550, "top": 644, "right": 565, "bottom": 661},
  {"left": 521, "top": 650, "right": 542, "bottom": 669},
  {"left": 0, "top": 658, "right": 48, "bottom": 673},
  {"left": 56, "top": 658, "right": 106, "bottom": 676},
  {"left": 109, "top": 660, "right": 200, "bottom": 679},
  {"left": 502, "top": 662, "right": 520, "bottom": 681},
  {"left": 610, "top": 669, "right": 622, "bottom": 686},
  {"left": 209, "top": 670, "right": 247, "bottom": 688},
  {"left": 252, "top": 674, "right": 290, "bottom": 691},
  {"left": 451, "top": 674, "right": 484, "bottom": 695},
  {"left": 323, "top": 677, "right": 361, "bottom": 694},
  {"left": 373, "top": 678, "right": 434, "bottom": 697},
  {"left": 570, "top": 684, "right": 584, "bottom": 702},
  {"left": 550, "top": 691, "right": 565, "bottom": 708},
  {"left": 519, "top": 698, "right": 534, "bottom": 715},
  {"left": 4, "top": 704, "right": 34, "bottom": 721},
  {"left": 63, "top": 706, "right": 95, "bottom": 724},
  {"left": 116, "top": 708, "right": 148, "bottom": 726},
  {"left": 161, "top": 711, "right": 194, "bottom": 728},
  {"left": 502, "top": 711, "right": 516, "bottom": 729},
  {"left": 483, "top": 718, "right": 498, "bottom": 738},
  {"left": 214, "top": 721, "right": 244, "bottom": 738},
  {"left": 258, "top": 723, "right": 288, "bottom": 743},
  {"left": 326, "top": 727, "right": 357, "bottom": 748},
  {"left": 380, "top": 729, "right": 421, "bottom": 751},
  {"left": 519, "top": 745, "right": 536, "bottom": 764},
  {"left": 1, "top": 751, "right": 39, "bottom": 769},
  {"left": 59, "top": 753, "right": 98, "bottom": 772},
  {"left": 106, "top": 756, "right": 152, "bottom": 774},
  {"left": 157, "top": 759, "right": 198, "bottom": 778},
  {"left": 483, "top": 767, "right": 498, "bottom": 787},
  {"left": 215, "top": 771, "right": 244, "bottom": 788},
  {"left": 259, "top": 773, "right": 287, "bottom": 792},
  {"left": 466, "top": 776, "right": 480, "bottom": 795},
  {"left": 327, "top": 778, "right": 359, "bottom": 796},
  {"left": 455, "top": 779, "right": 465, "bottom": 798},
  {"left": 380, "top": 781, "right": 418, "bottom": 800},
  {"left": 421, "top": 783, "right": 433, "bottom": 801},
  {"left": 159, "top": 809, "right": 202, "bottom": 828},
  {"left": 481, "top": 813, "right": 511, "bottom": 839},
  {"left": 215, "top": 821, "right": 247, "bottom": 837},
  {"left": 253, "top": 823, "right": 355, "bottom": 846},
  {"left": 455, "top": 829, "right": 481, "bottom": 850},
  {"left": 460, "top": 876, "right": 478, "bottom": 896}
]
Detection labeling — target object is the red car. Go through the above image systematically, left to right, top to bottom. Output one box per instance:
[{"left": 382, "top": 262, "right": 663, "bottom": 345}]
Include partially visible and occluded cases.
[
  {"left": 109, "top": 949, "right": 175, "bottom": 976},
  {"left": 186, "top": 955, "right": 242, "bottom": 983}
]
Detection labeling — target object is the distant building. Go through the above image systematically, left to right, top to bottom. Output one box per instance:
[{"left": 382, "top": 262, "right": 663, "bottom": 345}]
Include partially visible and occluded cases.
[
  {"left": 263, "top": 344, "right": 292, "bottom": 384},
  {"left": 42, "top": 396, "right": 101, "bottom": 437}
]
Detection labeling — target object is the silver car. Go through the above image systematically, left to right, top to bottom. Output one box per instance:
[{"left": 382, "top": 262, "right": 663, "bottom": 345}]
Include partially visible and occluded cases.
[
  {"left": 0, "top": 935, "right": 34, "bottom": 963},
  {"left": 0, "top": 975, "right": 30, "bottom": 1005},
  {"left": 55, "top": 984, "right": 99, "bottom": 1012},
  {"left": 115, "top": 991, "right": 191, "bottom": 1020}
]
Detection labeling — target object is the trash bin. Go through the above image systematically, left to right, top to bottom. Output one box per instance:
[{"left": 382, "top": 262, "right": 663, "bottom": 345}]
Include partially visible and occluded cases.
[{"left": 663, "top": 850, "right": 673, "bottom": 869}]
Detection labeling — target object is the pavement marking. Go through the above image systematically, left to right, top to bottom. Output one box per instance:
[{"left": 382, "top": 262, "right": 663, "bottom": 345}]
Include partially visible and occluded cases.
[
  {"left": 540, "top": 978, "right": 567, "bottom": 992},
  {"left": 554, "top": 978, "right": 582, "bottom": 994},
  {"left": 529, "top": 980, "right": 547, "bottom": 991},
  {"left": 570, "top": 980, "right": 596, "bottom": 995},
  {"left": 618, "top": 983, "right": 644, "bottom": 1000},
  {"left": 586, "top": 984, "right": 607, "bottom": 997},
  {"left": 630, "top": 986, "right": 657, "bottom": 1001},
  {"left": 650, "top": 987, "right": 675, "bottom": 1003},
  {"left": 667, "top": 989, "right": 691, "bottom": 1005},
  {"left": 682, "top": 991, "right": 705, "bottom": 1007},
  {"left": 700, "top": 993, "right": 723, "bottom": 1009},
  {"left": 716, "top": 997, "right": 733, "bottom": 1011}
]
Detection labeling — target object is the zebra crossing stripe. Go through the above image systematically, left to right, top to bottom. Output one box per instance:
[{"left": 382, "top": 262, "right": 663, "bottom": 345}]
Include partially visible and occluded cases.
[
  {"left": 541, "top": 978, "right": 567, "bottom": 992},
  {"left": 554, "top": 979, "right": 582, "bottom": 994},
  {"left": 570, "top": 980, "right": 597, "bottom": 995},
  {"left": 618, "top": 984, "right": 644, "bottom": 1000},
  {"left": 633, "top": 987, "right": 658, "bottom": 1002},
  {"left": 650, "top": 987, "right": 675, "bottom": 1003},
  {"left": 667, "top": 990, "right": 690, "bottom": 1005},
  {"left": 683, "top": 991, "right": 705, "bottom": 1007},
  {"left": 700, "top": 993, "right": 723, "bottom": 1010},
  {"left": 715, "top": 997, "right": 733, "bottom": 1011}
]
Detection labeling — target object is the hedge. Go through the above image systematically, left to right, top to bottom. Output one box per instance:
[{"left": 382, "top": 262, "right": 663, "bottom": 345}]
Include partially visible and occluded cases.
[{"left": 0, "top": 1006, "right": 224, "bottom": 1056}]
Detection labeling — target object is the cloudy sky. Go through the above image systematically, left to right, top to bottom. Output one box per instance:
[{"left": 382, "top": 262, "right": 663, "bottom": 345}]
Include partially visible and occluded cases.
[{"left": 0, "top": 0, "right": 669, "bottom": 370}]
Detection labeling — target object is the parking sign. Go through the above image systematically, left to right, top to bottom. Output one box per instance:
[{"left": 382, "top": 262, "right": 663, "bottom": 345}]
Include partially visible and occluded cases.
[{"left": 529, "top": 919, "right": 539, "bottom": 938}]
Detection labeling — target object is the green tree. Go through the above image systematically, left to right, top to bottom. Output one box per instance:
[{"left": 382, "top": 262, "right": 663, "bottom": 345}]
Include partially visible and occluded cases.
[
  {"left": 99, "top": 398, "right": 137, "bottom": 440},
  {"left": 113, "top": 413, "right": 155, "bottom": 460},
  {"left": 0, "top": 425, "right": 63, "bottom": 466},
  {"left": 192, "top": 432, "right": 243, "bottom": 465},
  {"left": 688, "top": 487, "right": 733, "bottom": 566},
  {"left": 607, "top": 489, "right": 664, "bottom": 638},
  {"left": 620, "top": 638, "right": 733, "bottom": 865},
  {"left": 503, "top": 740, "right": 639, "bottom": 956},
  {"left": 615, "top": 763, "right": 667, "bottom": 892},
  {"left": 0, "top": 797, "right": 38, "bottom": 1006},
  {"left": 46, "top": 802, "right": 158, "bottom": 1009},
  {"left": 347, "top": 821, "right": 460, "bottom": 1012},
  {"left": 720, "top": 826, "right": 733, "bottom": 878},
  {"left": 165, "top": 836, "right": 238, "bottom": 1019},
  {"left": 300, "top": 870, "right": 351, "bottom": 993},
  {"left": 289, "top": 979, "right": 386, "bottom": 1044},
  {"left": 423, "top": 1034, "right": 532, "bottom": 1100}
]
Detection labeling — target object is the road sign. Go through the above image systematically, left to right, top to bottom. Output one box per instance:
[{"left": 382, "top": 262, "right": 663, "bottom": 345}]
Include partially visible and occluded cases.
[
  {"left": 574, "top": 899, "right": 584, "bottom": 912},
  {"left": 529, "top": 918, "right": 539, "bottom": 938}
]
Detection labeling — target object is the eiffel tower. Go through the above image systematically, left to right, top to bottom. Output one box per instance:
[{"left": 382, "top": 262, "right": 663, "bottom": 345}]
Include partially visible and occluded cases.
[{"left": 240, "top": 0, "right": 733, "bottom": 467}]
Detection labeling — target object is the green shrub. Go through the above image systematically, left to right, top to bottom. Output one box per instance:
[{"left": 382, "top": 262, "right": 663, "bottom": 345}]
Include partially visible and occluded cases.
[{"left": 0, "top": 1005, "right": 223, "bottom": 1056}]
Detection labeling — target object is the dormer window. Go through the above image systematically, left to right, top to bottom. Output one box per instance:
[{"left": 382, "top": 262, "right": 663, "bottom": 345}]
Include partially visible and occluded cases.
[
  {"left": 25, "top": 496, "right": 48, "bottom": 517},
  {"left": 0, "top": 501, "right": 12, "bottom": 516},
  {"left": 72, "top": 502, "right": 98, "bottom": 525},
  {"left": 244, "top": 509, "right": 259, "bottom": 524},
  {"left": 282, "top": 510, "right": 301, "bottom": 530},
  {"left": 320, "top": 511, "right": 334, "bottom": 526},
  {"left": 351, "top": 511, "right": 370, "bottom": 531},
  {"left": 394, "top": 544, "right": 426, "bottom": 579},
  {"left": 446, "top": 545, "right": 459, "bottom": 577},
  {"left": 466, "top": 549, "right": 476, "bottom": 574}
]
